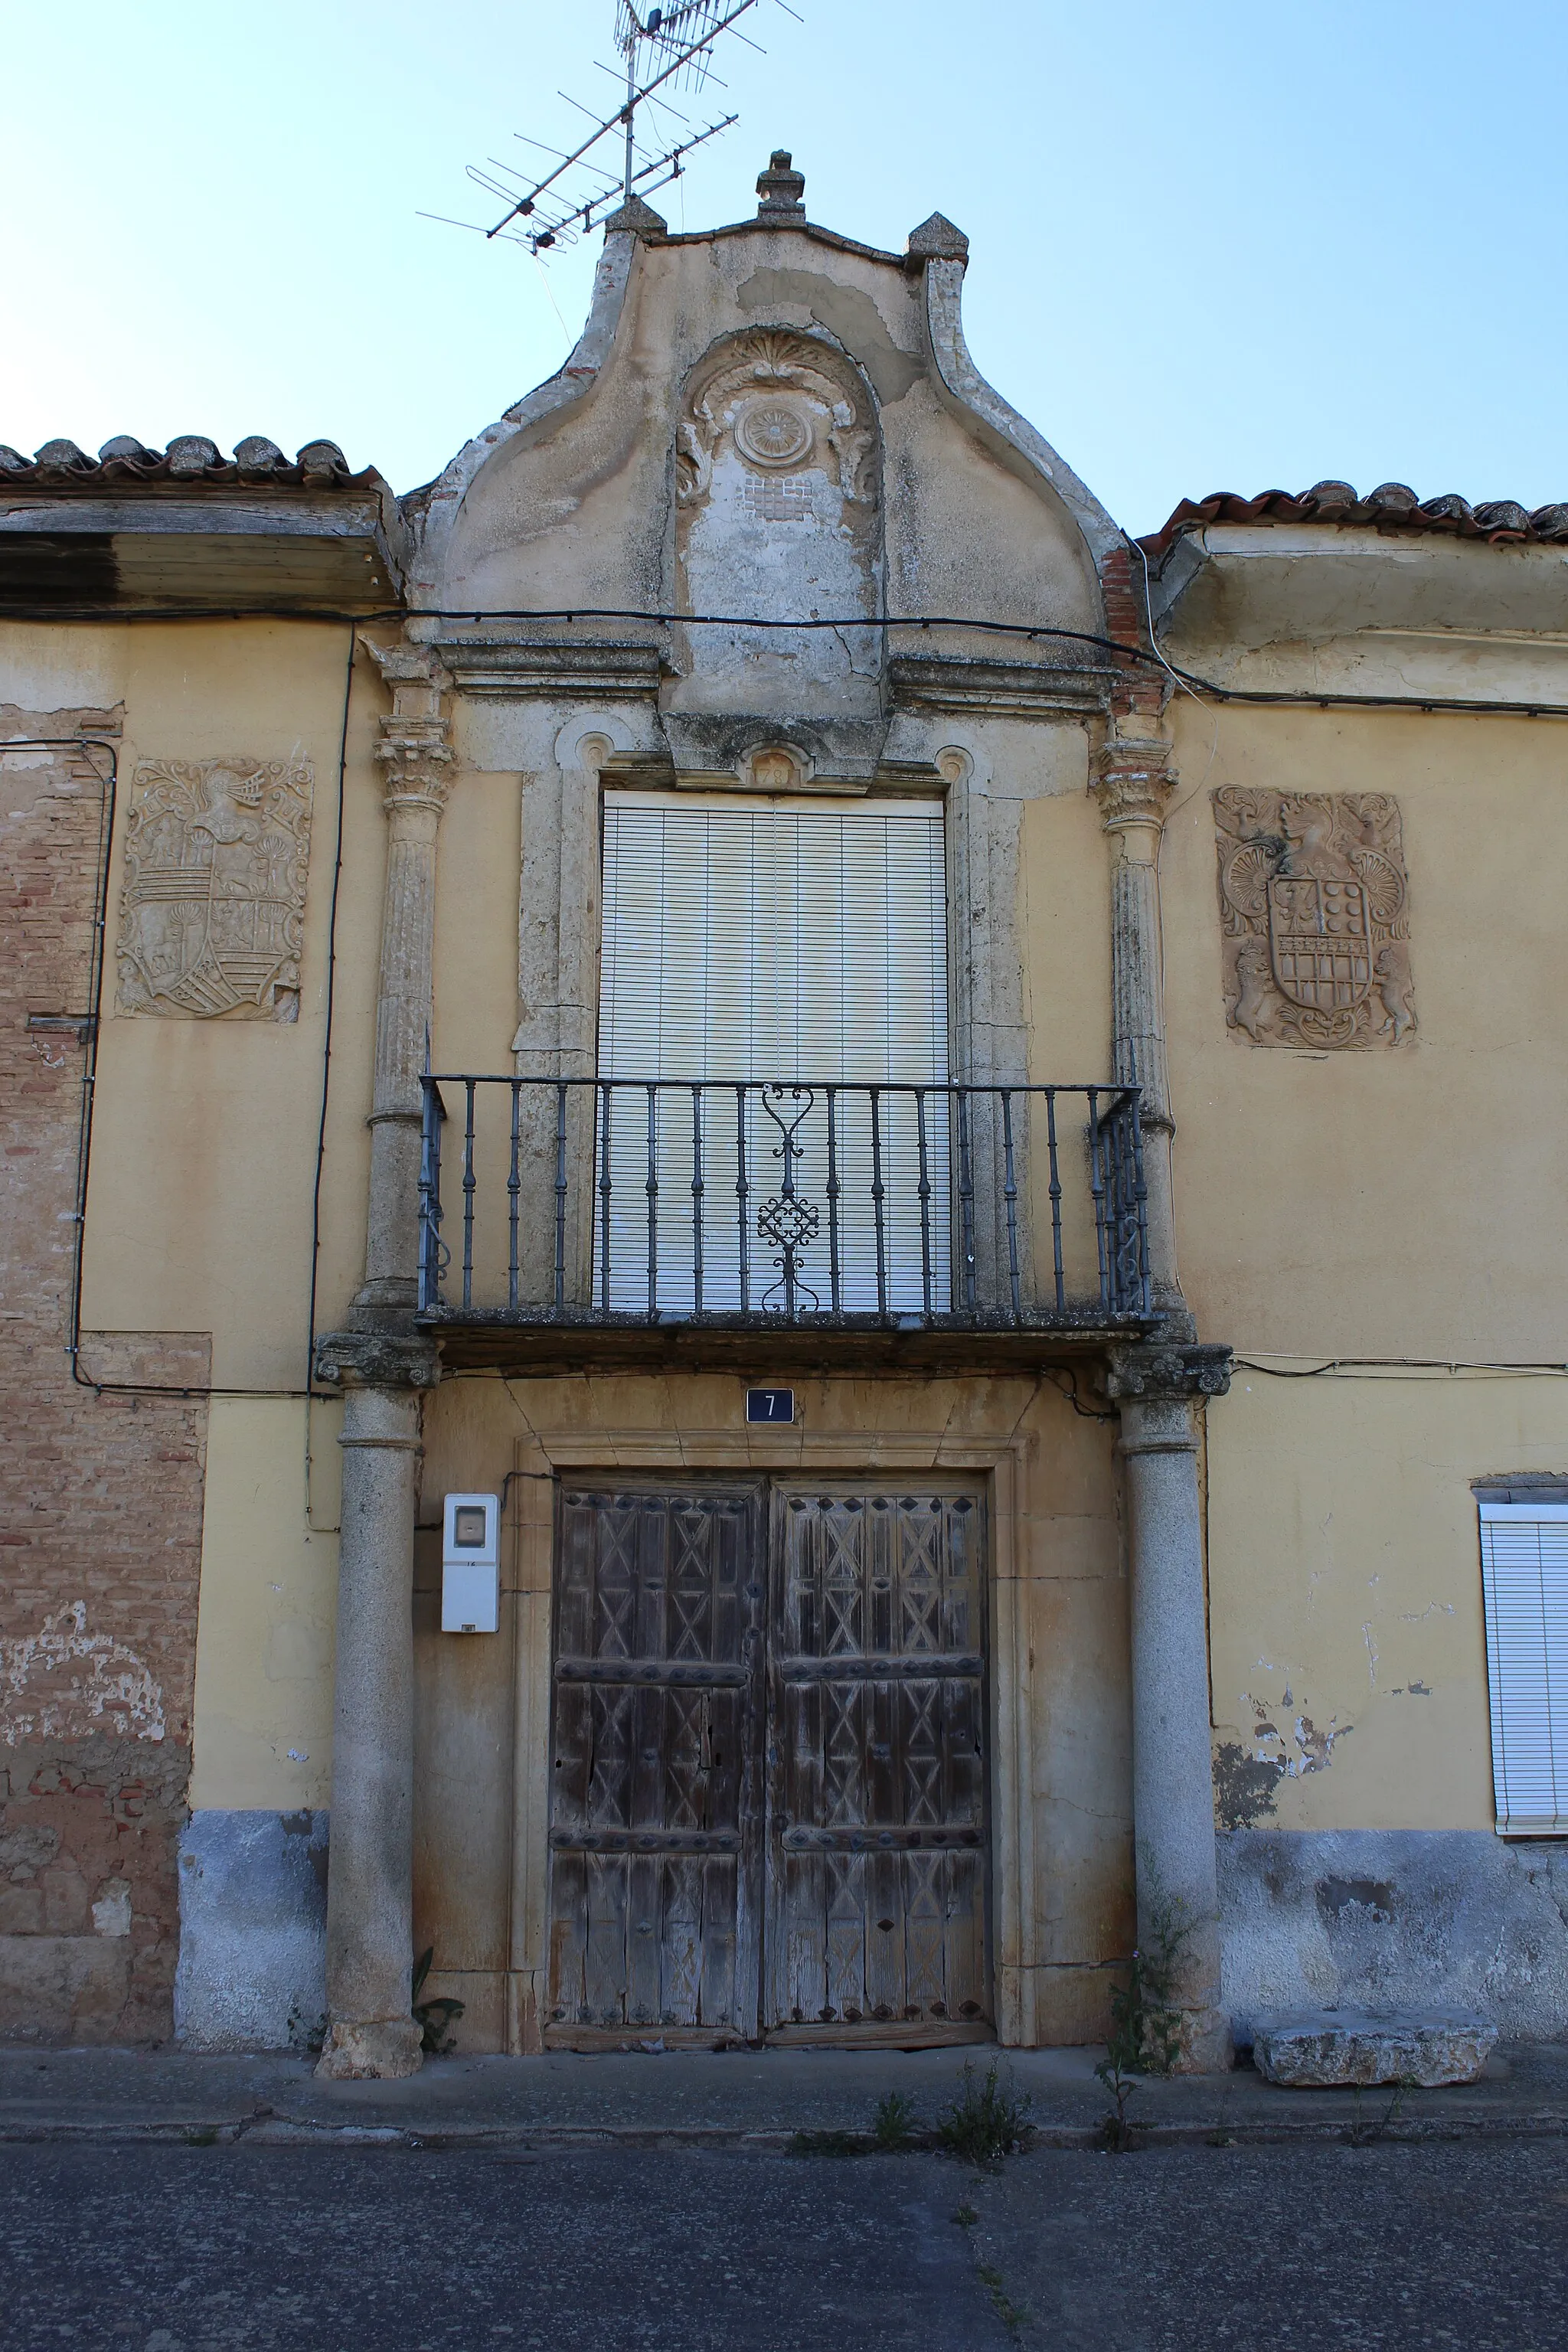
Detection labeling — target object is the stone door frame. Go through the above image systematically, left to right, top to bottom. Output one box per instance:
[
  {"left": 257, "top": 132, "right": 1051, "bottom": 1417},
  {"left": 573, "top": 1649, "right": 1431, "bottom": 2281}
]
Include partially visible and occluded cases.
[{"left": 500, "top": 1418, "right": 1034, "bottom": 2054}]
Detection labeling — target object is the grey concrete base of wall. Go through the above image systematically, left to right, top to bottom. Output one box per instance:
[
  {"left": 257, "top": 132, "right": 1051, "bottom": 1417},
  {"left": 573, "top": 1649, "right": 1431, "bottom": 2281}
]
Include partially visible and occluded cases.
[
  {"left": 174, "top": 1810, "right": 328, "bottom": 2053},
  {"left": 1220, "top": 1828, "right": 1568, "bottom": 2043}
]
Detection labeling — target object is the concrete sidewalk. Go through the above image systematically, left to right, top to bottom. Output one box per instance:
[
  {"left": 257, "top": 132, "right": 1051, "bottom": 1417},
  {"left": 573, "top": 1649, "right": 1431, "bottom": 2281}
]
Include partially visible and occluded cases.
[{"left": 3, "top": 2040, "right": 1567, "bottom": 2150}]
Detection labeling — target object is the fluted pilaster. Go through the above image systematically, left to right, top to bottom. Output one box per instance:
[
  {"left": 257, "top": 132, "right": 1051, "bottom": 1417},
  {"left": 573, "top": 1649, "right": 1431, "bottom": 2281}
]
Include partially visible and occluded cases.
[{"left": 358, "top": 638, "right": 452, "bottom": 1310}]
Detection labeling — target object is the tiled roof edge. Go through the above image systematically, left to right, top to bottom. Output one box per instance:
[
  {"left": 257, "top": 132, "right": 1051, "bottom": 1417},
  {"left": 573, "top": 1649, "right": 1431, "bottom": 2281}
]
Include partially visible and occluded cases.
[
  {"left": 0, "top": 434, "right": 389, "bottom": 494},
  {"left": 1139, "top": 482, "right": 1568, "bottom": 557}
]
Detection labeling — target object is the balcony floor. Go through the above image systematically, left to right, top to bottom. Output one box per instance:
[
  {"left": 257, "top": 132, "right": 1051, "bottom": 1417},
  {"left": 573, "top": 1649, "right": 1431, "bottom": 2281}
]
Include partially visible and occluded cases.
[{"left": 418, "top": 1305, "right": 1155, "bottom": 1376}]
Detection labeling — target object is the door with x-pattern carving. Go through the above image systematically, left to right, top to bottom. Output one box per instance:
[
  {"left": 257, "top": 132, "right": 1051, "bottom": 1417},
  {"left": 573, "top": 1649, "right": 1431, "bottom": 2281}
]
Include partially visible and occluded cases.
[
  {"left": 544, "top": 1479, "right": 988, "bottom": 2047},
  {"left": 765, "top": 1485, "right": 990, "bottom": 2043}
]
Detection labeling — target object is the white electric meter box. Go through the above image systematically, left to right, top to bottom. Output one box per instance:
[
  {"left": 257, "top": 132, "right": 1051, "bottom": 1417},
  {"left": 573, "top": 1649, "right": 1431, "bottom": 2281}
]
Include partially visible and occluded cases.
[{"left": 441, "top": 1492, "right": 500, "bottom": 1633}]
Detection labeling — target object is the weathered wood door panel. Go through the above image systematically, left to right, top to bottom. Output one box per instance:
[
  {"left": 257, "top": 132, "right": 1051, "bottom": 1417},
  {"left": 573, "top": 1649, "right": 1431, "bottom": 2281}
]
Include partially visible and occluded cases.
[
  {"left": 544, "top": 1478, "right": 988, "bottom": 2047},
  {"left": 546, "top": 1483, "right": 763, "bottom": 2046},
  {"left": 765, "top": 1486, "right": 990, "bottom": 2040}
]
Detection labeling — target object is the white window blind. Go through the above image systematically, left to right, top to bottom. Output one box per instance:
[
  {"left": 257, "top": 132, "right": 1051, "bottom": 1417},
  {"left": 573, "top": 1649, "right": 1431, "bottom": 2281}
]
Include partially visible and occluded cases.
[
  {"left": 597, "top": 794, "right": 949, "bottom": 1315},
  {"left": 1479, "top": 1501, "right": 1568, "bottom": 1835}
]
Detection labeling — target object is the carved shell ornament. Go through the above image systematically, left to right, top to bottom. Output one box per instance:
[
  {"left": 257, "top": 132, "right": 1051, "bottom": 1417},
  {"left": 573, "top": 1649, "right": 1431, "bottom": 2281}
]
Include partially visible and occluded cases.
[
  {"left": 675, "top": 329, "right": 876, "bottom": 507},
  {"left": 1213, "top": 786, "right": 1416, "bottom": 1050}
]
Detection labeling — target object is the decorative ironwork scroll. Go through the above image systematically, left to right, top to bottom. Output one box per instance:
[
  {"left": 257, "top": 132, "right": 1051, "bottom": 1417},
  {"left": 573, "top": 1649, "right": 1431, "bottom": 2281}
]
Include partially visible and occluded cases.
[{"left": 757, "top": 1084, "right": 820, "bottom": 1312}]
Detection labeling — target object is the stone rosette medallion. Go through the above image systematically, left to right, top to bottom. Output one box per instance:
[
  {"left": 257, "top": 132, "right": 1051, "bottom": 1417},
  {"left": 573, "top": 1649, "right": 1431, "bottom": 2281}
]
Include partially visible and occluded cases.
[
  {"left": 116, "top": 756, "right": 313, "bottom": 1021},
  {"left": 1214, "top": 786, "right": 1416, "bottom": 1049}
]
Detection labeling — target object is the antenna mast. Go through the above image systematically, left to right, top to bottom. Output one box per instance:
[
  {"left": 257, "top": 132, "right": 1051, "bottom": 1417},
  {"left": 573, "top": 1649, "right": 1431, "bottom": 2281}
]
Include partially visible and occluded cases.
[{"left": 420, "top": 1, "right": 802, "bottom": 259}]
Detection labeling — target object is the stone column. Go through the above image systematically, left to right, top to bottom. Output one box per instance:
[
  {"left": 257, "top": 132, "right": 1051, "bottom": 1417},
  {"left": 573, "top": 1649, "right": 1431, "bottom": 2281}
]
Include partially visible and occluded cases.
[
  {"left": 313, "top": 635, "right": 452, "bottom": 2079},
  {"left": 358, "top": 640, "right": 454, "bottom": 1315},
  {"left": 1096, "top": 723, "right": 1233, "bottom": 2069},
  {"left": 1095, "top": 730, "right": 1181, "bottom": 1307},
  {"left": 1107, "top": 1347, "right": 1232, "bottom": 2070},
  {"left": 312, "top": 1348, "right": 436, "bottom": 2078}
]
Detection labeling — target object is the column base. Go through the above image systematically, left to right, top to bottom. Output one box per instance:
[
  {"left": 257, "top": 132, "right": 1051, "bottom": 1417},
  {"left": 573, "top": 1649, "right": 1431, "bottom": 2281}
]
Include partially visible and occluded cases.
[
  {"left": 1172, "top": 2004, "right": 1235, "bottom": 2075},
  {"left": 315, "top": 2017, "right": 425, "bottom": 2080}
]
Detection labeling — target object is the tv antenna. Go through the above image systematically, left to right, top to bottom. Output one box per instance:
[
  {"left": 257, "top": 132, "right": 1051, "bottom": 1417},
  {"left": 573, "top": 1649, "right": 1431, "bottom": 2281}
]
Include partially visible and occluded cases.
[{"left": 420, "top": 1, "right": 804, "bottom": 258}]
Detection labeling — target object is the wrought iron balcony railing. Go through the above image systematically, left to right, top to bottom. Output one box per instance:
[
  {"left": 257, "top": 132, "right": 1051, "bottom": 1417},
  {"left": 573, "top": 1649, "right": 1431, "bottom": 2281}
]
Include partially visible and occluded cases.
[{"left": 417, "top": 1076, "right": 1152, "bottom": 1331}]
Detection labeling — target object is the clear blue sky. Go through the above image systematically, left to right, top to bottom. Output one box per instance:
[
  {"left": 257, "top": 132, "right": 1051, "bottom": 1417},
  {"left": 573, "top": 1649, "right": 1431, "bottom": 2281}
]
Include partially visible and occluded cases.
[{"left": 3, "top": 0, "right": 1563, "bottom": 535}]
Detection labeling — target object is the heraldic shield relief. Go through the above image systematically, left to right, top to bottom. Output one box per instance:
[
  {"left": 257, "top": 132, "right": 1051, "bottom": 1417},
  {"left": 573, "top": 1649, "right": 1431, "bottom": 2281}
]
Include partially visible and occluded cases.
[
  {"left": 116, "top": 758, "right": 313, "bottom": 1021},
  {"left": 1214, "top": 788, "right": 1416, "bottom": 1050}
]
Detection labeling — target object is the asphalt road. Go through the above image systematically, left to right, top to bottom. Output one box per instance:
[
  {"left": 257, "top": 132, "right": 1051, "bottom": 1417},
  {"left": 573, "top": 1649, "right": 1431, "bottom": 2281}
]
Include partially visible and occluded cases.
[{"left": 2, "top": 2137, "right": 1565, "bottom": 2350}]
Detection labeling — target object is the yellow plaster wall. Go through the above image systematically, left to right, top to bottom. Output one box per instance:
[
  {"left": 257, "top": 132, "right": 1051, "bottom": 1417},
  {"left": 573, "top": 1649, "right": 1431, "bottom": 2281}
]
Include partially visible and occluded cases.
[
  {"left": 0, "top": 619, "right": 131, "bottom": 712},
  {"left": 79, "top": 620, "right": 384, "bottom": 1388},
  {"left": 1160, "top": 698, "right": 1568, "bottom": 1836},
  {"left": 1162, "top": 700, "right": 1568, "bottom": 1362},
  {"left": 430, "top": 761, "right": 524, "bottom": 1076},
  {"left": 1020, "top": 779, "right": 1112, "bottom": 1081},
  {"left": 1207, "top": 1369, "right": 1568, "bottom": 1832},
  {"left": 188, "top": 1396, "right": 341, "bottom": 1813}
]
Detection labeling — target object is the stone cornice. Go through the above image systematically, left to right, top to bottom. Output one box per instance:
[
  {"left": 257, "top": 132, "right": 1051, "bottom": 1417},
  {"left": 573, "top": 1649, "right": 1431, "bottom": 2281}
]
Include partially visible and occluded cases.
[{"left": 889, "top": 652, "right": 1112, "bottom": 717}]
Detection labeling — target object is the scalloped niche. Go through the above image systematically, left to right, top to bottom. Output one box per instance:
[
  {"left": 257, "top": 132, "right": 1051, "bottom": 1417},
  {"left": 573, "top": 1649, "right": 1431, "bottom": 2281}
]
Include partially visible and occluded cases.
[{"left": 671, "top": 328, "right": 883, "bottom": 715}]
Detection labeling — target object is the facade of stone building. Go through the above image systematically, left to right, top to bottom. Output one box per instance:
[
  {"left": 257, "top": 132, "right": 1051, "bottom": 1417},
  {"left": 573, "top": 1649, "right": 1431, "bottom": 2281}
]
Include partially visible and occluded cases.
[{"left": 2, "top": 157, "right": 1565, "bottom": 2067}]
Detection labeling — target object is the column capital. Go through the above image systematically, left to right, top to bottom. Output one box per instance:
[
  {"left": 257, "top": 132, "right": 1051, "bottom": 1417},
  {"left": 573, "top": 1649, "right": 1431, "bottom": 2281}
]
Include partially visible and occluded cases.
[
  {"left": 361, "top": 632, "right": 455, "bottom": 812},
  {"left": 1094, "top": 733, "right": 1178, "bottom": 835},
  {"left": 313, "top": 1329, "right": 441, "bottom": 1392},
  {"left": 1105, "top": 1338, "right": 1233, "bottom": 1406}
]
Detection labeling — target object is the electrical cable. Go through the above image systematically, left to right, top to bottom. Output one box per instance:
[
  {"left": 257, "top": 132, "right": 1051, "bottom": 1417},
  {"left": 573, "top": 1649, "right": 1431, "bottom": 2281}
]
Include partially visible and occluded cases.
[
  {"left": 29, "top": 601, "right": 1568, "bottom": 722},
  {"left": 302, "top": 630, "right": 358, "bottom": 1527},
  {"left": 1233, "top": 1357, "right": 1568, "bottom": 1380}
]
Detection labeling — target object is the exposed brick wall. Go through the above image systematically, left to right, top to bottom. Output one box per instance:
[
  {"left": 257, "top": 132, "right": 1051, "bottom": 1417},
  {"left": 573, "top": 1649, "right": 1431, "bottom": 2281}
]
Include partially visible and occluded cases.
[
  {"left": 1097, "top": 544, "right": 1168, "bottom": 733},
  {"left": 0, "top": 707, "right": 208, "bottom": 2043}
]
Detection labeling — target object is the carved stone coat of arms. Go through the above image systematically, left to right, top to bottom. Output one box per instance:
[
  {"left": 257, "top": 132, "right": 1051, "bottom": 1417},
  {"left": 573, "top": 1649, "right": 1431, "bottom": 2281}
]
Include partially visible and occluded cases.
[
  {"left": 116, "top": 757, "right": 313, "bottom": 1021},
  {"left": 1214, "top": 788, "right": 1415, "bottom": 1049}
]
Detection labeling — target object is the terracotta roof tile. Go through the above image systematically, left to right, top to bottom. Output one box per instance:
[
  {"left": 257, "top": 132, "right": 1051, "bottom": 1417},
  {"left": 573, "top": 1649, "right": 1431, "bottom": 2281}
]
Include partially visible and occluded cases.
[
  {"left": 0, "top": 436, "right": 384, "bottom": 492},
  {"left": 1141, "top": 482, "right": 1568, "bottom": 555}
]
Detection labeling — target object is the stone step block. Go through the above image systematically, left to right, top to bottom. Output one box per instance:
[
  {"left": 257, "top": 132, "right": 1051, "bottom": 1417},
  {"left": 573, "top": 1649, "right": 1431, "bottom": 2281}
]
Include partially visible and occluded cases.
[{"left": 1251, "top": 2013, "right": 1498, "bottom": 2088}]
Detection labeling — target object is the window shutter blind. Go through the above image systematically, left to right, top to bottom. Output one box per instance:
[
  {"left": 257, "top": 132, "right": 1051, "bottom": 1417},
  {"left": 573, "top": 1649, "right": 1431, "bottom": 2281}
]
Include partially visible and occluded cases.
[
  {"left": 597, "top": 795, "right": 949, "bottom": 1314},
  {"left": 1478, "top": 1501, "right": 1568, "bottom": 1835}
]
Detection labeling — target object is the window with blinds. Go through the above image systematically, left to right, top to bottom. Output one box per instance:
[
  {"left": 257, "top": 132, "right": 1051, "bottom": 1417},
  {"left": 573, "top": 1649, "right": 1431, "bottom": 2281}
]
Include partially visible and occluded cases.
[
  {"left": 596, "top": 793, "right": 950, "bottom": 1315},
  {"left": 1479, "top": 1500, "right": 1568, "bottom": 1835}
]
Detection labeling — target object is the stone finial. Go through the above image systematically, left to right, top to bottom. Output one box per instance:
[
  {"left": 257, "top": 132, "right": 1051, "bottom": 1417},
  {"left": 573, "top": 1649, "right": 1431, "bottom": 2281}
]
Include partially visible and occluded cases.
[
  {"left": 756, "top": 149, "right": 805, "bottom": 218},
  {"left": 603, "top": 192, "right": 668, "bottom": 238},
  {"left": 906, "top": 211, "right": 969, "bottom": 263}
]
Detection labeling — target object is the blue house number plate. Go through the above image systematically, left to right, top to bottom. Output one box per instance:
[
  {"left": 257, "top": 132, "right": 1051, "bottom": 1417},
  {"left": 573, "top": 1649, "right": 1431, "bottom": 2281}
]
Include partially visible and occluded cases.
[{"left": 746, "top": 1387, "right": 795, "bottom": 1424}]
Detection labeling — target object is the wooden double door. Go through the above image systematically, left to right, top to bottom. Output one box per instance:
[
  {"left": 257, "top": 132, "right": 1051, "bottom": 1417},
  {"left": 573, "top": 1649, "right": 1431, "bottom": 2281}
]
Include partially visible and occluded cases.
[{"left": 545, "top": 1479, "right": 990, "bottom": 2047}]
